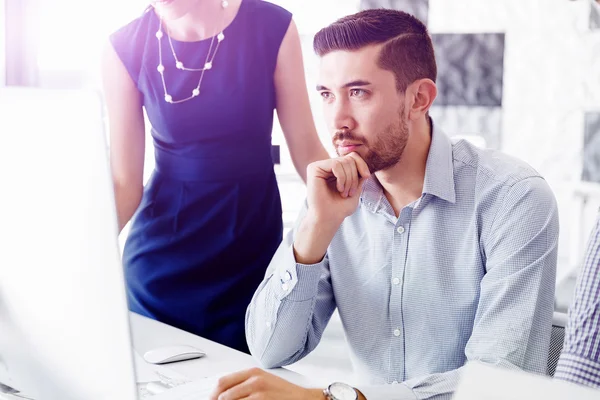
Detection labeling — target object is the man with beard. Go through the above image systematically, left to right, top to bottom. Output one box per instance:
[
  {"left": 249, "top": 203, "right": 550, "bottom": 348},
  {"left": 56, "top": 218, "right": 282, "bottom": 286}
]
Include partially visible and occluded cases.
[{"left": 210, "top": 8, "right": 559, "bottom": 400}]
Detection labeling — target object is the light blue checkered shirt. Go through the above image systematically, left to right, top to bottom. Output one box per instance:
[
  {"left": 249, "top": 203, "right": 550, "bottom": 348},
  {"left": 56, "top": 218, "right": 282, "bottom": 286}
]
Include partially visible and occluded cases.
[
  {"left": 246, "top": 124, "right": 559, "bottom": 400},
  {"left": 555, "top": 214, "right": 600, "bottom": 388}
]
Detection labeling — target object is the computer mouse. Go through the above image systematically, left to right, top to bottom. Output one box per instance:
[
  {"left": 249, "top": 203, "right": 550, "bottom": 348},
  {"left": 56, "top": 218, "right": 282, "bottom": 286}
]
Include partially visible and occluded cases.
[{"left": 143, "top": 345, "right": 205, "bottom": 365}]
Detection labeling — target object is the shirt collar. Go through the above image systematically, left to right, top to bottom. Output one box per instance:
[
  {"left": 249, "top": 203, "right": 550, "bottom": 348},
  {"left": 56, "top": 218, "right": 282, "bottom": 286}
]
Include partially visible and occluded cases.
[
  {"left": 360, "top": 119, "right": 456, "bottom": 211},
  {"left": 422, "top": 120, "right": 456, "bottom": 204}
]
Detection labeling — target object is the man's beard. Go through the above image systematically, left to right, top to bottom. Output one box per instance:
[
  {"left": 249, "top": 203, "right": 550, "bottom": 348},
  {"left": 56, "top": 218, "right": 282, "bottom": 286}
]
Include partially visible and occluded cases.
[{"left": 333, "top": 110, "right": 409, "bottom": 173}]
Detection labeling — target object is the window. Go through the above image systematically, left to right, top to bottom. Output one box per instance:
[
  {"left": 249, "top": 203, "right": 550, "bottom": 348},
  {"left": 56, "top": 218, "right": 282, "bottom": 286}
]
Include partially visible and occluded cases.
[{"left": 34, "top": 0, "right": 146, "bottom": 88}]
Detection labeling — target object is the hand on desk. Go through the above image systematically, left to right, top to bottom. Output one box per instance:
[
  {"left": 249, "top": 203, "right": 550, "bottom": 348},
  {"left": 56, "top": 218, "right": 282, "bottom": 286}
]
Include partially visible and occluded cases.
[{"left": 209, "top": 368, "right": 324, "bottom": 400}]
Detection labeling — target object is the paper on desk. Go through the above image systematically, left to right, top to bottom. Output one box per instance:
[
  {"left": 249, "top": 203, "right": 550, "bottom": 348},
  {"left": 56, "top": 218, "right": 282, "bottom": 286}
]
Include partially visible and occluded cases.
[{"left": 133, "top": 351, "right": 191, "bottom": 385}]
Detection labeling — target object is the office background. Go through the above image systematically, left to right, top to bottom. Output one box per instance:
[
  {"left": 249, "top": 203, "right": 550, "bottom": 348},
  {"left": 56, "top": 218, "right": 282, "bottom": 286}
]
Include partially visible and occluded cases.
[{"left": 1, "top": 0, "right": 599, "bottom": 387}]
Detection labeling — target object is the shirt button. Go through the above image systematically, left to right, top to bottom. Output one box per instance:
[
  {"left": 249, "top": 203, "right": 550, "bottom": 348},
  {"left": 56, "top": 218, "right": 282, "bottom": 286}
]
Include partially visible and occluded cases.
[
  {"left": 396, "top": 226, "right": 405, "bottom": 234},
  {"left": 281, "top": 271, "right": 292, "bottom": 282},
  {"left": 392, "top": 277, "right": 401, "bottom": 285},
  {"left": 282, "top": 283, "right": 289, "bottom": 291},
  {"left": 266, "top": 321, "right": 271, "bottom": 328},
  {"left": 393, "top": 329, "right": 401, "bottom": 337},
  {"left": 392, "top": 381, "right": 399, "bottom": 385}
]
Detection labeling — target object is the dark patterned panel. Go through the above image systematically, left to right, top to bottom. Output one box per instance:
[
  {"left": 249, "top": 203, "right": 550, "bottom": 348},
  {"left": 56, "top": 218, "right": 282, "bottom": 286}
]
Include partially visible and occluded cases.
[
  {"left": 360, "top": 0, "right": 429, "bottom": 25},
  {"left": 591, "top": 1, "right": 600, "bottom": 30},
  {"left": 432, "top": 33, "right": 505, "bottom": 107},
  {"left": 429, "top": 106, "right": 502, "bottom": 150},
  {"left": 583, "top": 113, "right": 600, "bottom": 183},
  {"left": 271, "top": 145, "right": 280, "bottom": 165},
  {"left": 547, "top": 324, "right": 565, "bottom": 376}
]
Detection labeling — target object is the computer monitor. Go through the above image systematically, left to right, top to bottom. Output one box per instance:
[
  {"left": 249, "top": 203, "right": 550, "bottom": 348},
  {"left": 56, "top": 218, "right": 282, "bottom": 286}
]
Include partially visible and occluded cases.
[
  {"left": 0, "top": 87, "right": 137, "bottom": 400},
  {"left": 454, "top": 361, "right": 600, "bottom": 400}
]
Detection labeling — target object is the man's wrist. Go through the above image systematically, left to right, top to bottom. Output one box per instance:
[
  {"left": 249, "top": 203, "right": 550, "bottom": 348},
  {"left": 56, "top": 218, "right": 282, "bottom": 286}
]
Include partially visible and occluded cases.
[
  {"left": 305, "top": 209, "right": 345, "bottom": 228},
  {"left": 293, "top": 212, "right": 341, "bottom": 265},
  {"left": 321, "top": 383, "right": 365, "bottom": 400},
  {"left": 307, "top": 388, "right": 327, "bottom": 400}
]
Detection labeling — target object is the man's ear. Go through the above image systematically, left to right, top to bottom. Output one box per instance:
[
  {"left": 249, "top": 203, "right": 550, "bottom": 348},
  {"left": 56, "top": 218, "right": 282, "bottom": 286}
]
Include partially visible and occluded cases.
[{"left": 407, "top": 79, "right": 437, "bottom": 121}]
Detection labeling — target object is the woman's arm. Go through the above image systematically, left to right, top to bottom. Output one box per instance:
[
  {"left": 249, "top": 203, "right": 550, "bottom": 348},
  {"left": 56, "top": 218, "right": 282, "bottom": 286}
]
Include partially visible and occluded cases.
[
  {"left": 274, "top": 19, "right": 329, "bottom": 183},
  {"left": 101, "top": 41, "right": 146, "bottom": 232}
]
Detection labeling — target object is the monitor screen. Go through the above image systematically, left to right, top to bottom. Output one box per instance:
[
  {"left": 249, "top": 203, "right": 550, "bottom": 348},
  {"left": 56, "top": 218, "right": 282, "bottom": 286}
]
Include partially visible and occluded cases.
[{"left": 0, "top": 87, "right": 137, "bottom": 400}]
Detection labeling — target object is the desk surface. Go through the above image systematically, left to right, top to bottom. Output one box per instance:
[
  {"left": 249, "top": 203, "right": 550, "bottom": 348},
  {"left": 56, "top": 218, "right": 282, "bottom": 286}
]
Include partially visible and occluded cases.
[{"left": 129, "top": 312, "right": 313, "bottom": 388}]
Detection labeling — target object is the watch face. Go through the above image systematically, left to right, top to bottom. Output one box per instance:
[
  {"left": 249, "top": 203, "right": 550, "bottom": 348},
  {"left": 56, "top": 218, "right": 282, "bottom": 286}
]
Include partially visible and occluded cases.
[{"left": 329, "top": 382, "right": 357, "bottom": 400}]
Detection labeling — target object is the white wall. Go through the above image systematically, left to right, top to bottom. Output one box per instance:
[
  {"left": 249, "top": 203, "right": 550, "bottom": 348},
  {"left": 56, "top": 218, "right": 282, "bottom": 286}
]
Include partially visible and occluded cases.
[
  {"left": 0, "top": 0, "right": 5, "bottom": 86},
  {"left": 35, "top": 0, "right": 147, "bottom": 89},
  {"left": 429, "top": 0, "right": 600, "bottom": 281}
]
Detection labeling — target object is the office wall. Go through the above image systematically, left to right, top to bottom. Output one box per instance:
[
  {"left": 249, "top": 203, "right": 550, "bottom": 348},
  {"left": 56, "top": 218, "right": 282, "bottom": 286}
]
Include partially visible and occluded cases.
[{"left": 426, "top": 0, "right": 600, "bottom": 280}]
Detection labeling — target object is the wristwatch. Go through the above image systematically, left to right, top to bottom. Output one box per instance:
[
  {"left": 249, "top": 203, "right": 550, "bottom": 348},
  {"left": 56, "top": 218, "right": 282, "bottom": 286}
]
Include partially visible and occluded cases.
[{"left": 323, "top": 382, "right": 358, "bottom": 400}]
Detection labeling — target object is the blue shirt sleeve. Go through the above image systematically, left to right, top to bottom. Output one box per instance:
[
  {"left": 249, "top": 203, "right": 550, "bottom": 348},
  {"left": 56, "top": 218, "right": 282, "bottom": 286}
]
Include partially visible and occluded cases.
[{"left": 555, "top": 214, "right": 600, "bottom": 388}]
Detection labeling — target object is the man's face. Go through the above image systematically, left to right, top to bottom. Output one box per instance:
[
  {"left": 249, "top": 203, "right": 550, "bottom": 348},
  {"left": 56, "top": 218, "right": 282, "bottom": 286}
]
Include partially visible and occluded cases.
[{"left": 317, "top": 44, "right": 409, "bottom": 173}]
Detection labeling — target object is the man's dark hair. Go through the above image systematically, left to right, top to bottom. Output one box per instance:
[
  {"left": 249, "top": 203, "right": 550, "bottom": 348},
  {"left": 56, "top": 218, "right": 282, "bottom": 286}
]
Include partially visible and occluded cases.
[{"left": 314, "top": 9, "right": 437, "bottom": 92}]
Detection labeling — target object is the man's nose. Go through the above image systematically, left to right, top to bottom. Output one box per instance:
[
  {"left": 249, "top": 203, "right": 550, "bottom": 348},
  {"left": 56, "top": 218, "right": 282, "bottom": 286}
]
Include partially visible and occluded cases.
[{"left": 331, "top": 99, "right": 356, "bottom": 133}]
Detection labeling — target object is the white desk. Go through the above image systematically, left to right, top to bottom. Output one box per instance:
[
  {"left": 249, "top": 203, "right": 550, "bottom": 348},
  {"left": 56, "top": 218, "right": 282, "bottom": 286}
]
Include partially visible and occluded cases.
[
  {"left": 129, "top": 312, "right": 314, "bottom": 388},
  {"left": 454, "top": 362, "right": 600, "bottom": 400}
]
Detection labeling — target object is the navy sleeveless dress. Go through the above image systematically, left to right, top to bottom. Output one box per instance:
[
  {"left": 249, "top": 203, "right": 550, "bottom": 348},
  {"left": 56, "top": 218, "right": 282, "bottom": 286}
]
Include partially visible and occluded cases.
[{"left": 110, "top": 0, "right": 290, "bottom": 353}]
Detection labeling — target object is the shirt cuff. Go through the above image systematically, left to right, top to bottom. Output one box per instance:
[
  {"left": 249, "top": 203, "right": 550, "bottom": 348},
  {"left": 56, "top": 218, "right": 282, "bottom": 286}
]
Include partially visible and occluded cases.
[
  {"left": 270, "top": 244, "right": 326, "bottom": 302},
  {"left": 555, "top": 353, "right": 600, "bottom": 388},
  {"left": 356, "top": 383, "right": 417, "bottom": 400}
]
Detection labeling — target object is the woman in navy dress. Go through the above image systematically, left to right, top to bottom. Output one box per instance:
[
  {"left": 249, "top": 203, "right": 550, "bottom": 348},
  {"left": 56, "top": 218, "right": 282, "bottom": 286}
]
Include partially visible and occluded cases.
[{"left": 103, "top": 0, "right": 327, "bottom": 353}]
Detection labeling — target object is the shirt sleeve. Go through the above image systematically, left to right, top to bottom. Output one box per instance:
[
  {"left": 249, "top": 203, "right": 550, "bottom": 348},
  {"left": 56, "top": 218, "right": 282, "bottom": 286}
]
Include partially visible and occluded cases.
[
  {"left": 359, "top": 176, "right": 559, "bottom": 400},
  {"left": 465, "top": 176, "right": 558, "bottom": 373},
  {"left": 245, "top": 204, "right": 337, "bottom": 368},
  {"left": 555, "top": 214, "right": 600, "bottom": 388},
  {"left": 357, "top": 383, "right": 418, "bottom": 400}
]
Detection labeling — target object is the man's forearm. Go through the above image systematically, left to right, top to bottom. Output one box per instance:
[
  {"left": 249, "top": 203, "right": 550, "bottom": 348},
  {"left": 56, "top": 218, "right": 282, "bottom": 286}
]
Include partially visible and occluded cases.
[
  {"left": 293, "top": 212, "right": 341, "bottom": 265},
  {"left": 246, "top": 235, "right": 333, "bottom": 368}
]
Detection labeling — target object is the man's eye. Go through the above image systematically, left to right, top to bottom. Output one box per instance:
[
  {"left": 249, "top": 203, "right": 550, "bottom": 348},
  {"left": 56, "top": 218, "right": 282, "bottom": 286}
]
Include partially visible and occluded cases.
[
  {"left": 350, "top": 89, "right": 366, "bottom": 97},
  {"left": 320, "top": 92, "right": 332, "bottom": 99}
]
